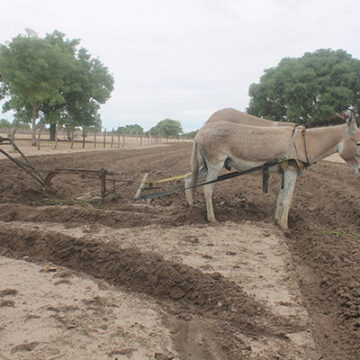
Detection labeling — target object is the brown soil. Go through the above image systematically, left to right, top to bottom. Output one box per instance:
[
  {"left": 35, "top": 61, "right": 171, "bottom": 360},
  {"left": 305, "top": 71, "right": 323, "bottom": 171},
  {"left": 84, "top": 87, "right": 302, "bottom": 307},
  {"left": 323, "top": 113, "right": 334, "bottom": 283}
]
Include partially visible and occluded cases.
[{"left": 0, "top": 143, "right": 359, "bottom": 359}]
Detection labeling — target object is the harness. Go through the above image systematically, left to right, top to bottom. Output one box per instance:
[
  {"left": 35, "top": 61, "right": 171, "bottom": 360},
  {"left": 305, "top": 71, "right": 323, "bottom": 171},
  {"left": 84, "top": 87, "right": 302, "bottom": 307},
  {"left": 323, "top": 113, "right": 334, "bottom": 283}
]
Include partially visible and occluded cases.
[
  {"left": 277, "top": 125, "right": 310, "bottom": 190},
  {"left": 287, "top": 125, "right": 310, "bottom": 166}
]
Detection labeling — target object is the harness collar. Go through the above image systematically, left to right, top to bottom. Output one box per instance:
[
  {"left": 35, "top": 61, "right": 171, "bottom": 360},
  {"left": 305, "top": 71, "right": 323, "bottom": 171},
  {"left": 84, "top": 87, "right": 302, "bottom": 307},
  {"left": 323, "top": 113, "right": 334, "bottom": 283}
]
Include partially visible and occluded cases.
[{"left": 288, "top": 125, "right": 310, "bottom": 167}]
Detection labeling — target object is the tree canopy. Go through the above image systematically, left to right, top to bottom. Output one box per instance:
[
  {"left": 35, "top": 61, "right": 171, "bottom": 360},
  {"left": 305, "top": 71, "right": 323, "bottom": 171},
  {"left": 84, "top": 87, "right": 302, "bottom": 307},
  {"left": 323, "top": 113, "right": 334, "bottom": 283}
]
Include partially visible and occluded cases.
[
  {"left": 0, "top": 29, "right": 114, "bottom": 144},
  {"left": 247, "top": 49, "right": 360, "bottom": 126},
  {"left": 0, "top": 119, "right": 11, "bottom": 128},
  {"left": 148, "top": 119, "right": 183, "bottom": 137},
  {"left": 116, "top": 124, "right": 144, "bottom": 135},
  {"left": 181, "top": 130, "right": 198, "bottom": 138}
]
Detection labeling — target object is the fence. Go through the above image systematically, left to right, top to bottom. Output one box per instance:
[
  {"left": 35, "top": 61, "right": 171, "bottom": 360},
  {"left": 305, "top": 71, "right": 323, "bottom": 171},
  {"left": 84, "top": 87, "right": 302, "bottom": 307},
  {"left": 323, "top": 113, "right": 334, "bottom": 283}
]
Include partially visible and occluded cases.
[{"left": 0, "top": 128, "right": 192, "bottom": 151}]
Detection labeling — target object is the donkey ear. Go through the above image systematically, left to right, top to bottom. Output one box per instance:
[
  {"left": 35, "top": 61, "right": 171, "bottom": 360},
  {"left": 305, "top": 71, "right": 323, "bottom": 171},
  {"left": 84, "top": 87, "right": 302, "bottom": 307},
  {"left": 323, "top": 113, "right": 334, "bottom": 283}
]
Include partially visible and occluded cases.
[
  {"left": 345, "top": 109, "right": 355, "bottom": 124},
  {"left": 346, "top": 110, "right": 357, "bottom": 133}
]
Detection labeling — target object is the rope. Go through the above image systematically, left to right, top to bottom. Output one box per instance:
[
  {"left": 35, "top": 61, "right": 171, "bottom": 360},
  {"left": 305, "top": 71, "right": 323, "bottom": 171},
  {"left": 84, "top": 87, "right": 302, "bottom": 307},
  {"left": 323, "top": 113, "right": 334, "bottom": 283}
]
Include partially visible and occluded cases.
[
  {"left": 138, "top": 158, "right": 286, "bottom": 200},
  {"left": 146, "top": 173, "right": 187, "bottom": 184}
]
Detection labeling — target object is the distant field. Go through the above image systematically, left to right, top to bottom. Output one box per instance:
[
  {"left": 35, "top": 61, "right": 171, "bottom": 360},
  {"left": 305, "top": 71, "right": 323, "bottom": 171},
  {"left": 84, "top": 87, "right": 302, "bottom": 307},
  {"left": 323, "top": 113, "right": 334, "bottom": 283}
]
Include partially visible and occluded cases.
[{"left": 0, "top": 129, "right": 190, "bottom": 158}]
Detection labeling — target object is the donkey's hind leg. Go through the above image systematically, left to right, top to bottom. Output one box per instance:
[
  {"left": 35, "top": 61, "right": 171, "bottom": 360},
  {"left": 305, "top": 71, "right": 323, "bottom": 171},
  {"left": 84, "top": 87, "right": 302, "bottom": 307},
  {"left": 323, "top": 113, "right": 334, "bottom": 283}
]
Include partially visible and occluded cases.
[
  {"left": 204, "top": 163, "right": 223, "bottom": 223},
  {"left": 185, "top": 166, "right": 207, "bottom": 207},
  {"left": 275, "top": 166, "right": 298, "bottom": 230},
  {"left": 184, "top": 172, "right": 194, "bottom": 207}
]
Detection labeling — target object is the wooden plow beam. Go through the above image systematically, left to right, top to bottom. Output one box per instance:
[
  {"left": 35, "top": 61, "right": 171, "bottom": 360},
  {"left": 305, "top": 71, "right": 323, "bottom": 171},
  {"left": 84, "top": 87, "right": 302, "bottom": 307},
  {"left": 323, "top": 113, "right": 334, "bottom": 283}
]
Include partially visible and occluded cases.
[
  {"left": 0, "top": 136, "right": 45, "bottom": 186},
  {"left": 0, "top": 137, "right": 132, "bottom": 199},
  {"left": 43, "top": 168, "right": 132, "bottom": 198},
  {"left": 134, "top": 172, "right": 185, "bottom": 200}
]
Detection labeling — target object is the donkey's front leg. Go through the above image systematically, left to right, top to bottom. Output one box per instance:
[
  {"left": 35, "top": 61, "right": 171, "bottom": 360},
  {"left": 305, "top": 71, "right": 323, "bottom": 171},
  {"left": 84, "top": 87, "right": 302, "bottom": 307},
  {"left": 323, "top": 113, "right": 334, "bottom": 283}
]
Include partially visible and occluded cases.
[{"left": 275, "top": 167, "right": 298, "bottom": 230}]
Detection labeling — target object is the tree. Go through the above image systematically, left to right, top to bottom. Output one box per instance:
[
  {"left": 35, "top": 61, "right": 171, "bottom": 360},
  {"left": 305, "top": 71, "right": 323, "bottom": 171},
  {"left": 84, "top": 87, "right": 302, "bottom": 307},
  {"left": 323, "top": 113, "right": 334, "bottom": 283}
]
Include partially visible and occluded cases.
[
  {"left": 0, "top": 30, "right": 70, "bottom": 145},
  {"left": 0, "top": 30, "right": 114, "bottom": 143},
  {"left": 39, "top": 30, "right": 80, "bottom": 140},
  {"left": 61, "top": 47, "right": 114, "bottom": 137},
  {"left": 247, "top": 49, "right": 360, "bottom": 126},
  {"left": 0, "top": 119, "right": 11, "bottom": 128},
  {"left": 149, "top": 119, "right": 183, "bottom": 137},
  {"left": 117, "top": 124, "right": 144, "bottom": 135},
  {"left": 182, "top": 130, "right": 198, "bottom": 138}
]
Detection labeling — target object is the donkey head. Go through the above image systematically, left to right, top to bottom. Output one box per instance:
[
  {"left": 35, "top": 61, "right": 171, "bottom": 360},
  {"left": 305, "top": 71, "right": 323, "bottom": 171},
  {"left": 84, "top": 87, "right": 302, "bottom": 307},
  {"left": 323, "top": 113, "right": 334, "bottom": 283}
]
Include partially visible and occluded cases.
[{"left": 339, "top": 110, "right": 360, "bottom": 176}]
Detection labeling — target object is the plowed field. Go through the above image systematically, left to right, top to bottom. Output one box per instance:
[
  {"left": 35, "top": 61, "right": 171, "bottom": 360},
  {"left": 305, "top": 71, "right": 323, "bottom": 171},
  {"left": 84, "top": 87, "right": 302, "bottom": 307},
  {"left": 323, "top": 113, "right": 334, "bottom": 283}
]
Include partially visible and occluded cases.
[{"left": 0, "top": 143, "right": 359, "bottom": 359}]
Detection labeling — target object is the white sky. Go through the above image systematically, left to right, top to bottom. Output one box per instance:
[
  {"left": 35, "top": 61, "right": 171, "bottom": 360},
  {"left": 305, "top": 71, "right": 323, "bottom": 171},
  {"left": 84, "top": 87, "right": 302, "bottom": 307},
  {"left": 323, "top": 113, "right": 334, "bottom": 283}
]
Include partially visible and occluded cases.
[{"left": 1, "top": 0, "right": 360, "bottom": 132}]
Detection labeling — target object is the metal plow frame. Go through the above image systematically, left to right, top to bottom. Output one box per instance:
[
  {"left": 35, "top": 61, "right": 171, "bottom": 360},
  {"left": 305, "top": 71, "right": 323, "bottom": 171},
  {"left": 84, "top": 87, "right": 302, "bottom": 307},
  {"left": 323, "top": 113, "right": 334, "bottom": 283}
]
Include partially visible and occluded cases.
[{"left": 0, "top": 137, "right": 132, "bottom": 199}]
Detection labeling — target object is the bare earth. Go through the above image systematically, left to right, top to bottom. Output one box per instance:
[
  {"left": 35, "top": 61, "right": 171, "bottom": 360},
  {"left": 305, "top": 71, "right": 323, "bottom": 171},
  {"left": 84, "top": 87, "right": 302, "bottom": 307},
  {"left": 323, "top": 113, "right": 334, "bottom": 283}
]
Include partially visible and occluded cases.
[{"left": 0, "top": 143, "right": 359, "bottom": 359}]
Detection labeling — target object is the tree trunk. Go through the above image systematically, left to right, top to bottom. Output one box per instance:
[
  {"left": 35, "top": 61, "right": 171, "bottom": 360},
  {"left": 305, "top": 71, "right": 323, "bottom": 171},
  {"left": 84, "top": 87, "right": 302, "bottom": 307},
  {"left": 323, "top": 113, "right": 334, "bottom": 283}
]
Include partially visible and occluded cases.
[
  {"left": 31, "top": 101, "right": 37, "bottom": 146},
  {"left": 37, "top": 117, "right": 45, "bottom": 150},
  {"left": 11, "top": 120, "right": 19, "bottom": 151},
  {"left": 54, "top": 120, "right": 59, "bottom": 149},
  {"left": 71, "top": 120, "right": 75, "bottom": 149},
  {"left": 49, "top": 123, "right": 56, "bottom": 141},
  {"left": 82, "top": 128, "right": 86, "bottom": 149}
]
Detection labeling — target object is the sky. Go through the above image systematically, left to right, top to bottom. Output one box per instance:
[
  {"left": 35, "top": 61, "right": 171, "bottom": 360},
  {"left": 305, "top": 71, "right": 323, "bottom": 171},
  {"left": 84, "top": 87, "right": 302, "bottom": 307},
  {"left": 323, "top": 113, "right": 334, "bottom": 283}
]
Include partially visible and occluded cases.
[{"left": 1, "top": 0, "right": 360, "bottom": 132}]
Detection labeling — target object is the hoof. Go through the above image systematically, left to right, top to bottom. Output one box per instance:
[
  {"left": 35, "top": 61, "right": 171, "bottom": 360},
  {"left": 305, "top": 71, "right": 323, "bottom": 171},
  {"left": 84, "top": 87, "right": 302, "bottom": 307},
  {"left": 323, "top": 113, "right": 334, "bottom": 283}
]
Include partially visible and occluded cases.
[
  {"left": 207, "top": 218, "right": 219, "bottom": 225},
  {"left": 274, "top": 219, "right": 288, "bottom": 231}
]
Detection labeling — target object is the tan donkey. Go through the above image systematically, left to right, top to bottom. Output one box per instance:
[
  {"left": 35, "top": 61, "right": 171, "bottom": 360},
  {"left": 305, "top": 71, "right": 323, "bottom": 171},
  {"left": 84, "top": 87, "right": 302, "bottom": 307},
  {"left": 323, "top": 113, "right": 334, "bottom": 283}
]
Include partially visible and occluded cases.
[
  {"left": 206, "top": 107, "right": 295, "bottom": 127},
  {"left": 185, "top": 108, "right": 295, "bottom": 211},
  {"left": 186, "top": 110, "right": 360, "bottom": 229}
]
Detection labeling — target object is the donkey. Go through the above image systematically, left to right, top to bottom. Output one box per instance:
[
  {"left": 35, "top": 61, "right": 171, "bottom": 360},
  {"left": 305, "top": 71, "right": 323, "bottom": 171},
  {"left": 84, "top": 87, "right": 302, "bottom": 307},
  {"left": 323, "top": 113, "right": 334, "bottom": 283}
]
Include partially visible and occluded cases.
[
  {"left": 185, "top": 108, "right": 295, "bottom": 208},
  {"left": 206, "top": 108, "right": 295, "bottom": 127},
  {"left": 186, "top": 111, "right": 360, "bottom": 229}
]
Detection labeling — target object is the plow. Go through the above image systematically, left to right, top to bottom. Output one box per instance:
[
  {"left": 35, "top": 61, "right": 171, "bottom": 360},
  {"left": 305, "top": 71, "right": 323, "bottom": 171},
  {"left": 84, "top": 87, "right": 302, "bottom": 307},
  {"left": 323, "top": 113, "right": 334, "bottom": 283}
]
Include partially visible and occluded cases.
[
  {"left": 0, "top": 136, "right": 132, "bottom": 198},
  {"left": 1, "top": 136, "right": 299, "bottom": 201}
]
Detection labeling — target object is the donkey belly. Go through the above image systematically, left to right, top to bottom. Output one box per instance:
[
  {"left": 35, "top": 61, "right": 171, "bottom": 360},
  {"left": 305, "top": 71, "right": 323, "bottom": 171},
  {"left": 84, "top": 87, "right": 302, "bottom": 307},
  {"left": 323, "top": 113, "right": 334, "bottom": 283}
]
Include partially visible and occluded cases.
[{"left": 227, "top": 158, "right": 281, "bottom": 174}]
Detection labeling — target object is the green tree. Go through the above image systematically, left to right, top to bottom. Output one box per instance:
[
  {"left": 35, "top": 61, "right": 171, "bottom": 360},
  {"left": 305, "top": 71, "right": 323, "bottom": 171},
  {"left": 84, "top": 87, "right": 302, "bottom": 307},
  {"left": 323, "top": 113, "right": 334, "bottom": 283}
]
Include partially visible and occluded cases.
[
  {"left": 0, "top": 29, "right": 70, "bottom": 145},
  {"left": 0, "top": 30, "right": 114, "bottom": 143},
  {"left": 39, "top": 30, "right": 81, "bottom": 140},
  {"left": 39, "top": 32, "right": 113, "bottom": 139},
  {"left": 62, "top": 47, "right": 114, "bottom": 136},
  {"left": 247, "top": 49, "right": 360, "bottom": 126},
  {"left": 0, "top": 118, "right": 11, "bottom": 128},
  {"left": 149, "top": 119, "right": 183, "bottom": 137},
  {"left": 117, "top": 124, "right": 144, "bottom": 135},
  {"left": 182, "top": 130, "right": 198, "bottom": 138}
]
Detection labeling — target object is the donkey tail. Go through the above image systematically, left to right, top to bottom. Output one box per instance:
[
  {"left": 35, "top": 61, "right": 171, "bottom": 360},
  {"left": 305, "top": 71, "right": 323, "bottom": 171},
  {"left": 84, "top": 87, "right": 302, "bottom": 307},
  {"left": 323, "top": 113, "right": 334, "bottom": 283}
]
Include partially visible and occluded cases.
[{"left": 191, "top": 139, "right": 199, "bottom": 188}]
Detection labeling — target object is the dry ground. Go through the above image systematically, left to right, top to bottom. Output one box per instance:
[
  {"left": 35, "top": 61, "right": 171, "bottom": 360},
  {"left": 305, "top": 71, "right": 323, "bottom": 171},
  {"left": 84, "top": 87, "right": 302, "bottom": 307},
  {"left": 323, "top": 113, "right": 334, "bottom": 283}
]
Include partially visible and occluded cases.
[{"left": 0, "top": 142, "right": 359, "bottom": 359}]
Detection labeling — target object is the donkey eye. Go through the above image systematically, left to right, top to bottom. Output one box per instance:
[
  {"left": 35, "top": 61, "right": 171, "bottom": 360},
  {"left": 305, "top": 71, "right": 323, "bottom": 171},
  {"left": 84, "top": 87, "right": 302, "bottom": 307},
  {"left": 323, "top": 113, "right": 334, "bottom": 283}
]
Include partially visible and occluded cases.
[{"left": 357, "top": 142, "right": 360, "bottom": 146}]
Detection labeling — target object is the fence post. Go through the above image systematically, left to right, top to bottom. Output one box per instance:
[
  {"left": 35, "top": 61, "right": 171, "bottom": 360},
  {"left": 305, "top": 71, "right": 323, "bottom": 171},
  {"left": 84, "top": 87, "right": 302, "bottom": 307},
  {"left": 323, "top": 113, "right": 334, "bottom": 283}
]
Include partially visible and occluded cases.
[
  {"left": 54, "top": 120, "right": 59, "bottom": 149},
  {"left": 103, "top": 128, "right": 106, "bottom": 148},
  {"left": 82, "top": 129, "right": 86, "bottom": 149},
  {"left": 111, "top": 129, "right": 114, "bottom": 148},
  {"left": 94, "top": 130, "right": 97, "bottom": 148},
  {"left": 118, "top": 133, "right": 121, "bottom": 148}
]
